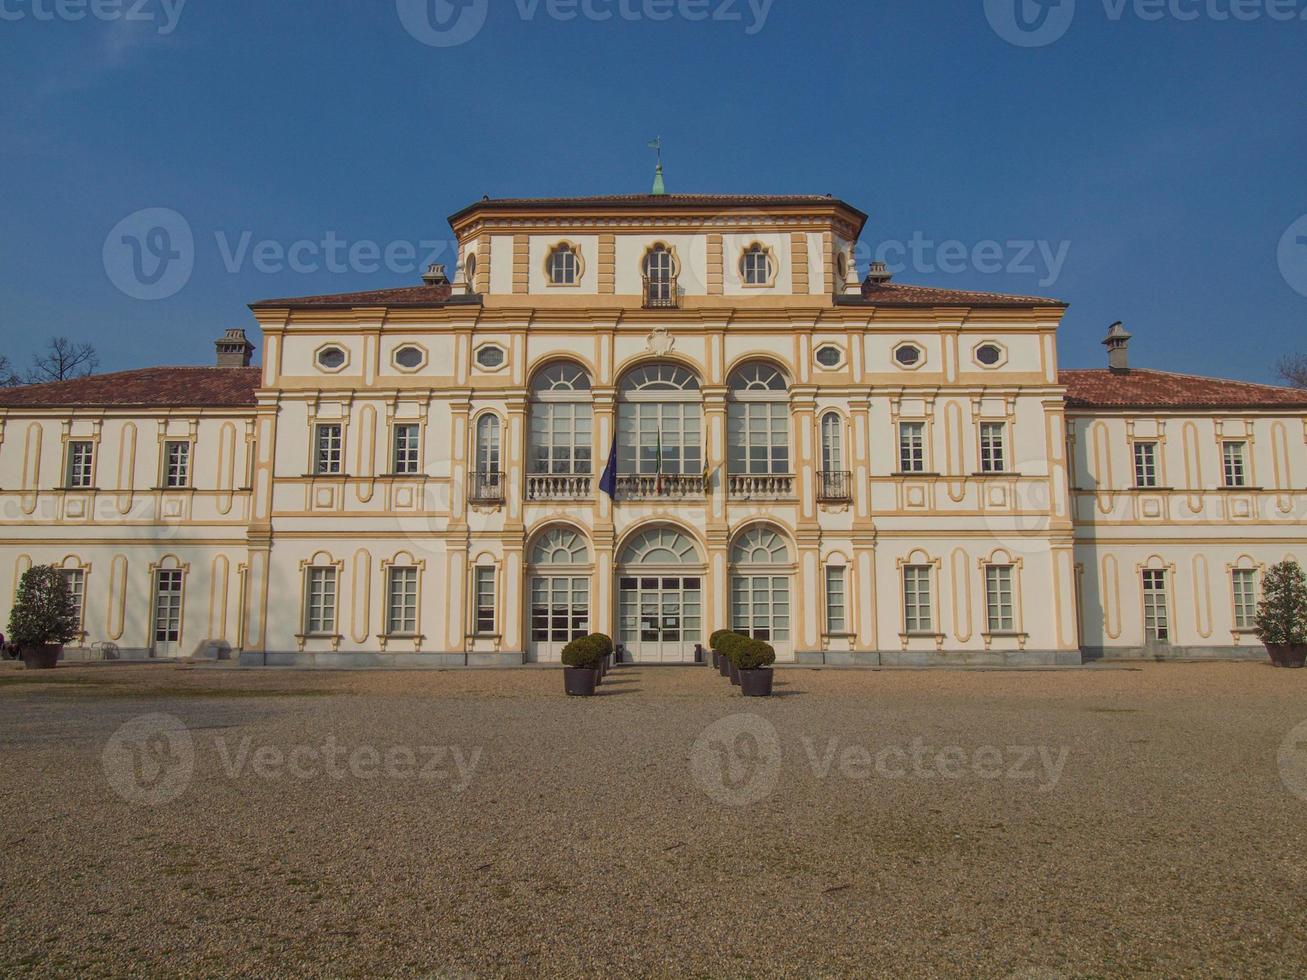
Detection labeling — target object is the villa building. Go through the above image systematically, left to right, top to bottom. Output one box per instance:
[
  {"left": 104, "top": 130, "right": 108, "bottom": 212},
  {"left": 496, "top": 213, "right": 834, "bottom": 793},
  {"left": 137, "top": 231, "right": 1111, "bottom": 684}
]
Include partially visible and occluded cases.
[{"left": 2, "top": 193, "right": 1305, "bottom": 666}]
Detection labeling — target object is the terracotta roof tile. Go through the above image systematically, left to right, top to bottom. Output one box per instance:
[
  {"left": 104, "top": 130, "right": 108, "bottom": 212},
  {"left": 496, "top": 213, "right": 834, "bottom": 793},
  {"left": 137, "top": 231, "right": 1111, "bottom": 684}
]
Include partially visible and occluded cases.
[
  {"left": 449, "top": 194, "right": 869, "bottom": 228},
  {"left": 843, "top": 281, "right": 1066, "bottom": 308},
  {"left": 250, "top": 283, "right": 459, "bottom": 310},
  {"left": 0, "top": 367, "right": 260, "bottom": 409},
  {"left": 1061, "top": 368, "right": 1307, "bottom": 410}
]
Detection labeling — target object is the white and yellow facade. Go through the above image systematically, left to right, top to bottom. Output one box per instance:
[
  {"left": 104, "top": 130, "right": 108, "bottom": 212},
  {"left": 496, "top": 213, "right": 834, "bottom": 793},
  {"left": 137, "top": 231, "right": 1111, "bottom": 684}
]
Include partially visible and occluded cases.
[{"left": 2, "top": 194, "right": 1304, "bottom": 666}]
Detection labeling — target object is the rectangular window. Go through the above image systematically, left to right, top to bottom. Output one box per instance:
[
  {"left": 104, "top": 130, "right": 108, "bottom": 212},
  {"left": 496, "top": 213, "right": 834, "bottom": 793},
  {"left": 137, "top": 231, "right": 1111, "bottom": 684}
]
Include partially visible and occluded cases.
[
  {"left": 530, "top": 403, "right": 594, "bottom": 475},
  {"left": 728, "top": 403, "right": 789, "bottom": 475},
  {"left": 617, "top": 404, "right": 702, "bottom": 476},
  {"left": 898, "top": 422, "right": 925, "bottom": 473},
  {"left": 980, "top": 423, "right": 1007, "bottom": 474},
  {"left": 314, "top": 424, "right": 342, "bottom": 476},
  {"left": 392, "top": 424, "right": 420, "bottom": 475},
  {"left": 164, "top": 440, "right": 190, "bottom": 488},
  {"left": 66, "top": 441, "right": 94, "bottom": 488},
  {"left": 1134, "top": 441, "right": 1158, "bottom": 488},
  {"left": 1222, "top": 441, "right": 1247, "bottom": 488},
  {"left": 903, "top": 565, "right": 933, "bottom": 634},
  {"left": 985, "top": 565, "right": 1016, "bottom": 633},
  {"left": 825, "top": 566, "right": 847, "bottom": 635},
  {"left": 304, "top": 567, "right": 337, "bottom": 635},
  {"left": 386, "top": 567, "right": 419, "bottom": 635},
  {"left": 474, "top": 567, "right": 496, "bottom": 635},
  {"left": 60, "top": 569, "right": 85, "bottom": 634},
  {"left": 153, "top": 569, "right": 183, "bottom": 643},
  {"left": 1143, "top": 569, "right": 1169, "bottom": 642},
  {"left": 1232, "top": 569, "right": 1258, "bottom": 630}
]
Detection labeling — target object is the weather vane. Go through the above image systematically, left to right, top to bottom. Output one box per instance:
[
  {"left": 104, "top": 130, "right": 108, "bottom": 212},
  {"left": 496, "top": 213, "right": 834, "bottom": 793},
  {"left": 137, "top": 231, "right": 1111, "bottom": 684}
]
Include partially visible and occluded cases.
[{"left": 648, "top": 136, "right": 666, "bottom": 195}]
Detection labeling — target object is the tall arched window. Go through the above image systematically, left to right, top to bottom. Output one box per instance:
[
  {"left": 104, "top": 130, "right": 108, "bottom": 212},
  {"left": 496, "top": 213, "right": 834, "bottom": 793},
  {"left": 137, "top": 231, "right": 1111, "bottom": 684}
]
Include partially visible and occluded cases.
[
  {"left": 740, "top": 243, "right": 774, "bottom": 286},
  {"left": 547, "top": 244, "right": 580, "bottom": 285},
  {"left": 642, "top": 244, "right": 676, "bottom": 306},
  {"left": 727, "top": 361, "right": 790, "bottom": 476},
  {"left": 529, "top": 362, "right": 593, "bottom": 476},
  {"left": 618, "top": 363, "right": 702, "bottom": 479},
  {"left": 821, "top": 412, "right": 844, "bottom": 472},
  {"left": 472, "top": 414, "right": 503, "bottom": 502},
  {"left": 528, "top": 526, "right": 592, "bottom": 661},
  {"left": 616, "top": 526, "right": 704, "bottom": 664},
  {"left": 730, "top": 526, "right": 792, "bottom": 653}
]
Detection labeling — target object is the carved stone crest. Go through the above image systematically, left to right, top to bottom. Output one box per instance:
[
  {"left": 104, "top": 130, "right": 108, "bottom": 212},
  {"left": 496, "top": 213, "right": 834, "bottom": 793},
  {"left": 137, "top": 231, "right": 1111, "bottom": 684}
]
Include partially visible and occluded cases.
[{"left": 646, "top": 327, "right": 675, "bottom": 356}]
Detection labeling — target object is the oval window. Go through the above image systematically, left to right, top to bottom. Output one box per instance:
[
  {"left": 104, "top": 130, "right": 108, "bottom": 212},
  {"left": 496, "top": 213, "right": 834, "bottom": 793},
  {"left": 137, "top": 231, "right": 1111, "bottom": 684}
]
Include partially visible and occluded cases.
[
  {"left": 976, "top": 344, "right": 1002, "bottom": 367},
  {"left": 815, "top": 345, "right": 842, "bottom": 369},
  {"left": 894, "top": 345, "right": 922, "bottom": 367},
  {"left": 395, "top": 346, "right": 424, "bottom": 369},
  {"left": 476, "top": 346, "right": 506, "bottom": 369},
  {"left": 317, "top": 347, "right": 346, "bottom": 370}
]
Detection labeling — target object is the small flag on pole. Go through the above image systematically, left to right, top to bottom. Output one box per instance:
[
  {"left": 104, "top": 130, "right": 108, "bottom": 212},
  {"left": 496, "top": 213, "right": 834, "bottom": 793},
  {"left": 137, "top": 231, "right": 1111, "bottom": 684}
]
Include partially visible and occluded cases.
[{"left": 655, "top": 433, "right": 664, "bottom": 496}]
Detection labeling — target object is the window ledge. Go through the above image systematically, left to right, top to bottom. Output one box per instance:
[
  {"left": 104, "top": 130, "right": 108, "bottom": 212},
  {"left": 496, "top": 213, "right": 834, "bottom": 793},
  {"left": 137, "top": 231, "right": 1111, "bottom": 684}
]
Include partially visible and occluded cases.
[
  {"left": 971, "top": 471, "right": 1020, "bottom": 478},
  {"left": 892, "top": 472, "right": 940, "bottom": 478},
  {"left": 303, "top": 473, "right": 351, "bottom": 480},
  {"left": 1217, "top": 485, "right": 1262, "bottom": 492},
  {"left": 55, "top": 486, "right": 99, "bottom": 492},
  {"left": 153, "top": 486, "right": 196, "bottom": 492},
  {"left": 982, "top": 631, "right": 1029, "bottom": 639},
  {"left": 899, "top": 632, "right": 944, "bottom": 640},
  {"left": 295, "top": 633, "right": 343, "bottom": 641},
  {"left": 380, "top": 633, "right": 425, "bottom": 641}
]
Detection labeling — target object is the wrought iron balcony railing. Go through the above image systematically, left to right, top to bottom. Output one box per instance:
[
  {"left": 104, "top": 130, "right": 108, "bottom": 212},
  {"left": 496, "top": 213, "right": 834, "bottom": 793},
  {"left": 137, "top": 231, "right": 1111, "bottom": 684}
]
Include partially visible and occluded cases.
[
  {"left": 642, "top": 275, "right": 679, "bottom": 309},
  {"left": 817, "top": 470, "right": 853, "bottom": 502},
  {"left": 469, "top": 471, "right": 506, "bottom": 505},
  {"left": 526, "top": 473, "right": 593, "bottom": 501},
  {"left": 727, "top": 473, "right": 796, "bottom": 499}
]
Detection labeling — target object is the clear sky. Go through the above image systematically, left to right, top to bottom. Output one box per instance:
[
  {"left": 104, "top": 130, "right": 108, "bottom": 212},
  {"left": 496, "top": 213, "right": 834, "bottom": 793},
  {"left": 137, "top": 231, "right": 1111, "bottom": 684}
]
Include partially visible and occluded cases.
[{"left": 2, "top": 0, "right": 1304, "bottom": 381}]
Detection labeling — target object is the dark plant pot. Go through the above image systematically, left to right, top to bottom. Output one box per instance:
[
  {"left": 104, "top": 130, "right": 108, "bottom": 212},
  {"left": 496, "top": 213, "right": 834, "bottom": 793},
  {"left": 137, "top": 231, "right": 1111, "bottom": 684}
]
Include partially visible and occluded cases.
[
  {"left": 21, "top": 643, "right": 62, "bottom": 670},
  {"left": 1267, "top": 644, "right": 1307, "bottom": 668},
  {"left": 711, "top": 650, "right": 720, "bottom": 669},
  {"left": 718, "top": 655, "right": 730, "bottom": 678},
  {"left": 728, "top": 660, "right": 740, "bottom": 686},
  {"left": 564, "top": 667, "right": 598, "bottom": 696},
  {"left": 739, "top": 667, "right": 775, "bottom": 698}
]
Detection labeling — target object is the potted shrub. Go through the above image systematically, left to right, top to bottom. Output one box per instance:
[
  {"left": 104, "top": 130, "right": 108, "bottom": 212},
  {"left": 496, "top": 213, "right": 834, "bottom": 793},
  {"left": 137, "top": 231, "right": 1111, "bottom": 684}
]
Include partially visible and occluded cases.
[
  {"left": 1256, "top": 560, "right": 1307, "bottom": 668},
  {"left": 8, "top": 564, "right": 79, "bottom": 670},
  {"left": 709, "top": 630, "right": 735, "bottom": 671},
  {"left": 715, "top": 631, "right": 743, "bottom": 679},
  {"left": 591, "top": 633, "right": 614, "bottom": 675},
  {"left": 717, "top": 633, "right": 746, "bottom": 686},
  {"left": 562, "top": 635, "right": 603, "bottom": 696},
  {"left": 737, "top": 639, "right": 777, "bottom": 697}
]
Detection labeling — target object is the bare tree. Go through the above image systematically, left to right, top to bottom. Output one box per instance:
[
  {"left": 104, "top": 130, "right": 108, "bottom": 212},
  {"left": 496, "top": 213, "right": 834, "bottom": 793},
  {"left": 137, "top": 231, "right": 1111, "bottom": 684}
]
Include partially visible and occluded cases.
[
  {"left": 26, "top": 337, "right": 99, "bottom": 384},
  {"left": 1278, "top": 353, "right": 1307, "bottom": 390},
  {"left": 0, "top": 355, "right": 24, "bottom": 387}
]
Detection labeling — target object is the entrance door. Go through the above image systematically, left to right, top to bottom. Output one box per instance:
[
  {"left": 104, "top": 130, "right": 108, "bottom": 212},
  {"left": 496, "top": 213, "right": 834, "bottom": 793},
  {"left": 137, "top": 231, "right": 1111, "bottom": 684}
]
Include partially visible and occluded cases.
[
  {"left": 152, "top": 569, "right": 183, "bottom": 657},
  {"left": 528, "top": 575, "right": 590, "bottom": 662},
  {"left": 618, "top": 576, "right": 702, "bottom": 663}
]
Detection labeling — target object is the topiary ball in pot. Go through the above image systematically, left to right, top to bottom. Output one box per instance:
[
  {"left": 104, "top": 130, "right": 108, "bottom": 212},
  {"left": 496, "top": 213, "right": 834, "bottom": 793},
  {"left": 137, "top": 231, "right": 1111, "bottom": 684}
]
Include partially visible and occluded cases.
[{"left": 736, "top": 639, "right": 777, "bottom": 671}]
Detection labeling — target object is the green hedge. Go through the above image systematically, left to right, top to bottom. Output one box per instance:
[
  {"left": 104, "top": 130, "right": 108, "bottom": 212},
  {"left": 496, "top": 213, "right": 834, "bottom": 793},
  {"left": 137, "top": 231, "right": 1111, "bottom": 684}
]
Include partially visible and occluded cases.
[{"left": 562, "top": 634, "right": 608, "bottom": 669}]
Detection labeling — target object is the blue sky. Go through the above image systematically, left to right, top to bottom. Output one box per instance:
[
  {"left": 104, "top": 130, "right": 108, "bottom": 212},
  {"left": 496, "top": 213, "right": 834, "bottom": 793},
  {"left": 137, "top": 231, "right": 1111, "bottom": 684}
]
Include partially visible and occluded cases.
[{"left": 2, "top": 0, "right": 1305, "bottom": 381}]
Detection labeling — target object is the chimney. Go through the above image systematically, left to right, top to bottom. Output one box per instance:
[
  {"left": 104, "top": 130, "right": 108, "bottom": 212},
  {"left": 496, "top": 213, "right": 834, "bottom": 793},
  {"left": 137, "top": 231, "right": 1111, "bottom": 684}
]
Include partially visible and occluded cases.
[
  {"left": 863, "top": 261, "right": 893, "bottom": 288},
  {"left": 422, "top": 263, "right": 450, "bottom": 286},
  {"left": 1103, "top": 321, "right": 1132, "bottom": 373},
  {"left": 215, "top": 328, "right": 255, "bottom": 368}
]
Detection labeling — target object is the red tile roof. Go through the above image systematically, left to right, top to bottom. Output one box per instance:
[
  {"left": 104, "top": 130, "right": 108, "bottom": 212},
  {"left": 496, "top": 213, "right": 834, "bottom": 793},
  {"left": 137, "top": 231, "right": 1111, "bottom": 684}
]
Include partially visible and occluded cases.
[
  {"left": 448, "top": 194, "right": 869, "bottom": 230},
  {"left": 853, "top": 281, "right": 1066, "bottom": 308},
  {"left": 251, "top": 283, "right": 456, "bottom": 310},
  {"left": 0, "top": 367, "right": 261, "bottom": 409},
  {"left": 1061, "top": 369, "right": 1307, "bottom": 410}
]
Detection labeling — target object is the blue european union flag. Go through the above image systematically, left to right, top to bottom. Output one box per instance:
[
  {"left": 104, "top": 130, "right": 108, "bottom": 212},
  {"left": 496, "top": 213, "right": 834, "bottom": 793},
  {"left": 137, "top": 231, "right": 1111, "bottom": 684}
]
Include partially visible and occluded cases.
[{"left": 599, "top": 435, "right": 618, "bottom": 500}]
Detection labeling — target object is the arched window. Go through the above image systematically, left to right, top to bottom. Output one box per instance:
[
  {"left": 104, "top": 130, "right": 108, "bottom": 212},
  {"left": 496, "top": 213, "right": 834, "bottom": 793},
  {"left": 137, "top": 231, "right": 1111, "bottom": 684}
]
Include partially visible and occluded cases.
[
  {"left": 740, "top": 243, "right": 774, "bottom": 286},
  {"left": 547, "top": 244, "right": 580, "bottom": 285},
  {"left": 642, "top": 244, "right": 676, "bottom": 306},
  {"left": 727, "top": 361, "right": 790, "bottom": 475},
  {"left": 529, "top": 362, "right": 593, "bottom": 476},
  {"left": 617, "top": 363, "right": 702, "bottom": 478},
  {"left": 821, "top": 412, "right": 844, "bottom": 472},
  {"left": 475, "top": 414, "right": 501, "bottom": 476},
  {"left": 530, "top": 526, "right": 591, "bottom": 566},
  {"left": 729, "top": 526, "right": 792, "bottom": 647},
  {"left": 618, "top": 527, "right": 702, "bottom": 566}
]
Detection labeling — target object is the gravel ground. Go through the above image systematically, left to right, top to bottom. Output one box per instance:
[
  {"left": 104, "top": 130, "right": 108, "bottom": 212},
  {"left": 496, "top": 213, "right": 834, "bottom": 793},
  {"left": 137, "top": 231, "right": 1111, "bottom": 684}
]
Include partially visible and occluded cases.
[{"left": 1, "top": 661, "right": 1305, "bottom": 978}]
